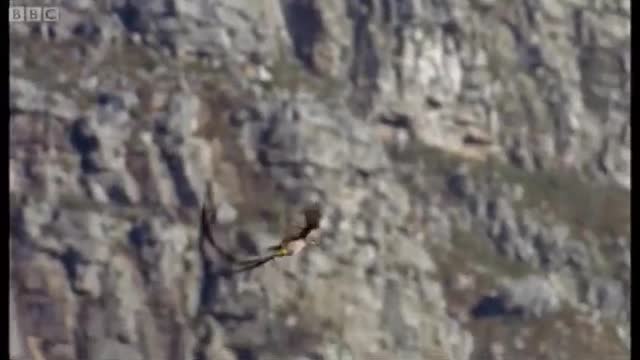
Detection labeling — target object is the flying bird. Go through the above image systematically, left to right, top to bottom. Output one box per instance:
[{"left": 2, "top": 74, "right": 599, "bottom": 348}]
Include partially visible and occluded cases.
[
  {"left": 199, "top": 181, "right": 323, "bottom": 273},
  {"left": 233, "top": 204, "right": 322, "bottom": 272}
]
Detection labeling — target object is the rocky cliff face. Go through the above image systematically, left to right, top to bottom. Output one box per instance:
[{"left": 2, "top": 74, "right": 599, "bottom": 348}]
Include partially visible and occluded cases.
[{"left": 10, "top": 1, "right": 629, "bottom": 359}]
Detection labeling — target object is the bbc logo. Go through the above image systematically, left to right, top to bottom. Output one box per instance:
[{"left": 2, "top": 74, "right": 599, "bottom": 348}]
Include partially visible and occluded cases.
[{"left": 9, "top": 6, "right": 59, "bottom": 22}]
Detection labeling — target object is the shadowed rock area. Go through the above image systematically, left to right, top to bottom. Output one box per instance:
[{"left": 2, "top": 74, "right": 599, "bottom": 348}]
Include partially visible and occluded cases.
[{"left": 10, "top": 0, "right": 629, "bottom": 359}]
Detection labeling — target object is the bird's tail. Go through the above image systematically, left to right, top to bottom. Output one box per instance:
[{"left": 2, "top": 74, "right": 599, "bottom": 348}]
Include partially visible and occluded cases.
[
  {"left": 200, "top": 200, "right": 241, "bottom": 264},
  {"left": 232, "top": 255, "right": 277, "bottom": 273}
]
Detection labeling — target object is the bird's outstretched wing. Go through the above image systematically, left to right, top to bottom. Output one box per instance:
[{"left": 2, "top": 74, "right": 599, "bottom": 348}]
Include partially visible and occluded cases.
[
  {"left": 199, "top": 180, "right": 245, "bottom": 264},
  {"left": 200, "top": 180, "right": 284, "bottom": 273},
  {"left": 200, "top": 182, "right": 322, "bottom": 273},
  {"left": 200, "top": 202, "right": 242, "bottom": 264},
  {"left": 281, "top": 204, "right": 322, "bottom": 245}
]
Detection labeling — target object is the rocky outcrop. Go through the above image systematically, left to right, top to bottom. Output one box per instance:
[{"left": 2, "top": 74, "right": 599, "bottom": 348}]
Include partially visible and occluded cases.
[{"left": 10, "top": 0, "right": 629, "bottom": 359}]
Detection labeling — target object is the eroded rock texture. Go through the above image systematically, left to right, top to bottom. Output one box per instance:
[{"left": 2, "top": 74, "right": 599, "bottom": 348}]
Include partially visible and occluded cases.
[{"left": 10, "top": 1, "right": 629, "bottom": 359}]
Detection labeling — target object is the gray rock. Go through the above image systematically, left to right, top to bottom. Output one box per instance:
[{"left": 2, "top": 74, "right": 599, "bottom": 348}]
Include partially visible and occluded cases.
[
  {"left": 9, "top": 0, "right": 631, "bottom": 359},
  {"left": 61, "top": 0, "right": 94, "bottom": 10},
  {"left": 10, "top": 55, "right": 24, "bottom": 71},
  {"left": 10, "top": 76, "right": 47, "bottom": 112},
  {"left": 120, "top": 90, "right": 141, "bottom": 109},
  {"left": 49, "top": 92, "right": 82, "bottom": 120},
  {"left": 162, "top": 93, "right": 201, "bottom": 139},
  {"left": 254, "top": 99, "right": 390, "bottom": 173},
  {"left": 71, "top": 107, "right": 131, "bottom": 173},
  {"left": 142, "top": 137, "right": 180, "bottom": 208},
  {"left": 600, "top": 141, "right": 631, "bottom": 190},
  {"left": 448, "top": 167, "right": 475, "bottom": 198},
  {"left": 89, "top": 172, "right": 141, "bottom": 206},
  {"left": 468, "top": 192, "right": 488, "bottom": 219},
  {"left": 488, "top": 197, "right": 515, "bottom": 224},
  {"left": 20, "top": 201, "right": 55, "bottom": 242},
  {"left": 216, "top": 201, "right": 238, "bottom": 225},
  {"left": 425, "top": 206, "right": 452, "bottom": 246},
  {"left": 44, "top": 210, "right": 111, "bottom": 263},
  {"left": 517, "top": 212, "right": 540, "bottom": 240},
  {"left": 492, "top": 216, "right": 526, "bottom": 262},
  {"left": 548, "top": 224, "right": 571, "bottom": 247},
  {"left": 388, "top": 236, "right": 436, "bottom": 274},
  {"left": 563, "top": 240, "right": 591, "bottom": 271},
  {"left": 349, "top": 243, "right": 377, "bottom": 269},
  {"left": 622, "top": 248, "right": 630, "bottom": 268},
  {"left": 303, "top": 250, "right": 334, "bottom": 277},
  {"left": 13, "top": 252, "right": 76, "bottom": 342},
  {"left": 103, "top": 254, "right": 146, "bottom": 344},
  {"left": 75, "top": 264, "right": 103, "bottom": 298},
  {"left": 418, "top": 275, "right": 448, "bottom": 315},
  {"left": 500, "top": 275, "right": 561, "bottom": 318},
  {"left": 381, "top": 278, "right": 415, "bottom": 349},
  {"left": 586, "top": 278, "right": 625, "bottom": 319},
  {"left": 10, "top": 286, "right": 25, "bottom": 360},
  {"left": 450, "top": 321, "right": 475, "bottom": 360},
  {"left": 617, "top": 324, "right": 630, "bottom": 351},
  {"left": 94, "top": 339, "right": 143, "bottom": 360},
  {"left": 490, "top": 342, "right": 505, "bottom": 360},
  {"left": 47, "top": 343, "right": 76, "bottom": 360}
]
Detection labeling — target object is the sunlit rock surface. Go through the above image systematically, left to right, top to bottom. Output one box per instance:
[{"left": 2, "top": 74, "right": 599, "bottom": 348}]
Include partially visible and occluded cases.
[{"left": 10, "top": 1, "right": 629, "bottom": 359}]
